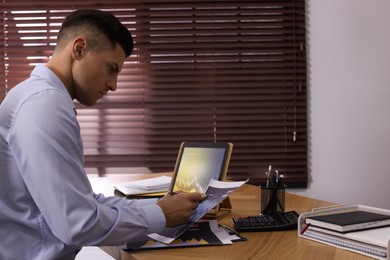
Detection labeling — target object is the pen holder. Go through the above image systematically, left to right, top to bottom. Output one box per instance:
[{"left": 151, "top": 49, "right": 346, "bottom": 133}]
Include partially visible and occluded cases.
[{"left": 260, "top": 185, "right": 286, "bottom": 215}]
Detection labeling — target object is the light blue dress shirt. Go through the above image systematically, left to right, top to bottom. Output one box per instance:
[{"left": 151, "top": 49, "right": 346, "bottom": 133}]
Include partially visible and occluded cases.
[{"left": 0, "top": 65, "right": 166, "bottom": 260}]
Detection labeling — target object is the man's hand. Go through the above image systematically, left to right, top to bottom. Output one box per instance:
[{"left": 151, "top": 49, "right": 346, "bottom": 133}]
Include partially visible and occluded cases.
[{"left": 157, "top": 192, "right": 207, "bottom": 227}]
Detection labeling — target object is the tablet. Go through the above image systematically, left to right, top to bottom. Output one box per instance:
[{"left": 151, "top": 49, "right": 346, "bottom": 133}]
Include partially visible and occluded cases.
[{"left": 169, "top": 141, "right": 233, "bottom": 193}]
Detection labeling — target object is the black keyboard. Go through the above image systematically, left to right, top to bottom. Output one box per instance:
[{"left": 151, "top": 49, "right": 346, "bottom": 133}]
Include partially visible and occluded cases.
[{"left": 232, "top": 210, "right": 299, "bottom": 232}]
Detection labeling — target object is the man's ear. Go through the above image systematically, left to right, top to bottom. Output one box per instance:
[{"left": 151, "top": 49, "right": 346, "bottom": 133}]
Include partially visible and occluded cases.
[{"left": 72, "top": 38, "right": 87, "bottom": 60}]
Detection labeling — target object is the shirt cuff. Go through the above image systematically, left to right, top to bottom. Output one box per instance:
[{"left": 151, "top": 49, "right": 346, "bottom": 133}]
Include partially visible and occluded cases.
[
  {"left": 135, "top": 198, "right": 158, "bottom": 206},
  {"left": 140, "top": 203, "right": 166, "bottom": 234}
]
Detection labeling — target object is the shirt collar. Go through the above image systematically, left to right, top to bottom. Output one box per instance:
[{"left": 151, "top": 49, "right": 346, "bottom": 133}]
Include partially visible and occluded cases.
[{"left": 30, "top": 65, "right": 76, "bottom": 113}]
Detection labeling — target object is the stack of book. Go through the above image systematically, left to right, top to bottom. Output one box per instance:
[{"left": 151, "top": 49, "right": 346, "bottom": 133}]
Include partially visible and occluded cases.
[{"left": 298, "top": 205, "right": 390, "bottom": 260}]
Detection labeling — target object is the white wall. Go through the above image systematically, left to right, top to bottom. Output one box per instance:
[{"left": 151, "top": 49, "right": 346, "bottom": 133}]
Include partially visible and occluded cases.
[{"left": 289, "top": 0, "right": 390, "bottom": 209}]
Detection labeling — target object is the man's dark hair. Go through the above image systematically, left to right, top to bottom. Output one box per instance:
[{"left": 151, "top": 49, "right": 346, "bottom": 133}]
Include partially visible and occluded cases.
[{"left": 57, "top": 9, "right": 133, "bottom": 57}]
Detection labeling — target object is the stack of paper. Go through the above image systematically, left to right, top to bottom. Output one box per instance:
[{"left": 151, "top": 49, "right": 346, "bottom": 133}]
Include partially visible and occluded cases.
[{"left": 114, "top": 175, "right": 171, "bottom": 197}]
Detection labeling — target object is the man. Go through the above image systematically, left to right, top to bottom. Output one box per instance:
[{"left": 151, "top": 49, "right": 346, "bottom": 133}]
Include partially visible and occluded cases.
[{"left": 0, "top": 9, "right": 205, "bottom": 259}]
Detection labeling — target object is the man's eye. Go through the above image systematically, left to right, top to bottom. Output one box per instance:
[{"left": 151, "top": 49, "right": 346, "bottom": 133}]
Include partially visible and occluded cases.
[{"left": 109, "top": 66, "right": 116, "bottom": 74}]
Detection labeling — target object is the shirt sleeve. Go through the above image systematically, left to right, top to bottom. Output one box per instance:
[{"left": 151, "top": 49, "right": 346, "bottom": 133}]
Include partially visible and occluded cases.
[
  {"left": 8, "top": 88, "right": 166, "bottom": 246},
  {"left": 93, "top": 193, "right": 165, "bottom": 232}
]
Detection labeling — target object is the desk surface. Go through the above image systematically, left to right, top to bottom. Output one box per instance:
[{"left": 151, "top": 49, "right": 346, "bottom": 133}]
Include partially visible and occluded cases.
[{"left": 89, "top": 174, "right": 372, "bottom": 260}]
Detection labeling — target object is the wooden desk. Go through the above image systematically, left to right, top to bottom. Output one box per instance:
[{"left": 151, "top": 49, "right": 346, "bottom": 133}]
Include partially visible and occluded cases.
[{"left": 89, "top": 174, "right": 372, "bottom": 260}]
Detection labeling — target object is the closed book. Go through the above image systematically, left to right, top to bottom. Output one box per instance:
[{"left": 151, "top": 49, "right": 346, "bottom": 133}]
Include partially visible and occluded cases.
[{"left": 305, "top": 210, "right": 390, "bottom": 233}]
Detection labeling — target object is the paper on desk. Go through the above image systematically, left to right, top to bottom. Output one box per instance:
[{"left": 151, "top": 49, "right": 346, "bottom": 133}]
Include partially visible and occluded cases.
[
  {"left": 114, "top": 175, "right": 171, "bottom": 196},
  {"left": 125, "top": 175, "right": 171, "bottom": 190},
  {"left": 148, "top": 179, "right": 247, "bottom": 244},
  {"left": 122, "top": 220, "right": 240, "bottom": 250}
]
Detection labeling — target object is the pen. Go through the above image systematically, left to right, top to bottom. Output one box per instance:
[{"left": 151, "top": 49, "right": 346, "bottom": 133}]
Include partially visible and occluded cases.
[
  {"left": 266, "top": 165, "right": 272, "bottom": 188},
  {"left": 274, "top": 170, "right": 279, "bottom": 188},
  {"left": 277, "top": 174, "right": 284, "bottom": 188},
  {"left": 219, "top": 224, "right": 238, "bottom": 235}
]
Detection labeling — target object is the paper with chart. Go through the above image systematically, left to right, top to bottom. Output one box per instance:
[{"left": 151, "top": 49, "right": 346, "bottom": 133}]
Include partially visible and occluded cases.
[
  {"left": 148, "top": 179, "right": 247, "bottom": 244},
  {"left": 123, "top": 219, "right": 244, "bottom": 250}
]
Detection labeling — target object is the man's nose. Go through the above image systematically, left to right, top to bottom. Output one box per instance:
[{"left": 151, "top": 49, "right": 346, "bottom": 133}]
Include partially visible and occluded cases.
[{"left": 108, "top": 78, "right": 118, "bottom": 92}]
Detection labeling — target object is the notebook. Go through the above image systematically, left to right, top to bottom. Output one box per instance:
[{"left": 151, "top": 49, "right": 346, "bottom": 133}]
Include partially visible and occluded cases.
[
  {"left": 169, "top": 141, "right": 233, "bottom": 194},
  {"left": 305, "top": 210, "right": 390, "bottom": 233},
  {"left": 309, "top": 225, "right": 390, "bottom": 248}
]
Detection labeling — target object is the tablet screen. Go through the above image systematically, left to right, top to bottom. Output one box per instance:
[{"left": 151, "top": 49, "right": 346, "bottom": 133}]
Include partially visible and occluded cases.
[{"left": 170, "top": 142, "right": 232, "bottom": 193}]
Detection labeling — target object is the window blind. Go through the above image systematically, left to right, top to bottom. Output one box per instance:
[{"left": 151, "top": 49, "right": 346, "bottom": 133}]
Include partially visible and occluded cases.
[{"left": 0, "top": 0, "right": 307, "bottom": 188}]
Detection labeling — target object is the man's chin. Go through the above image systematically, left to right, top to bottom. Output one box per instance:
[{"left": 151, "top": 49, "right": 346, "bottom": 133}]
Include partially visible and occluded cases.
[{"left": 77, "top": 98, "right": 97, "bottom": 107}]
